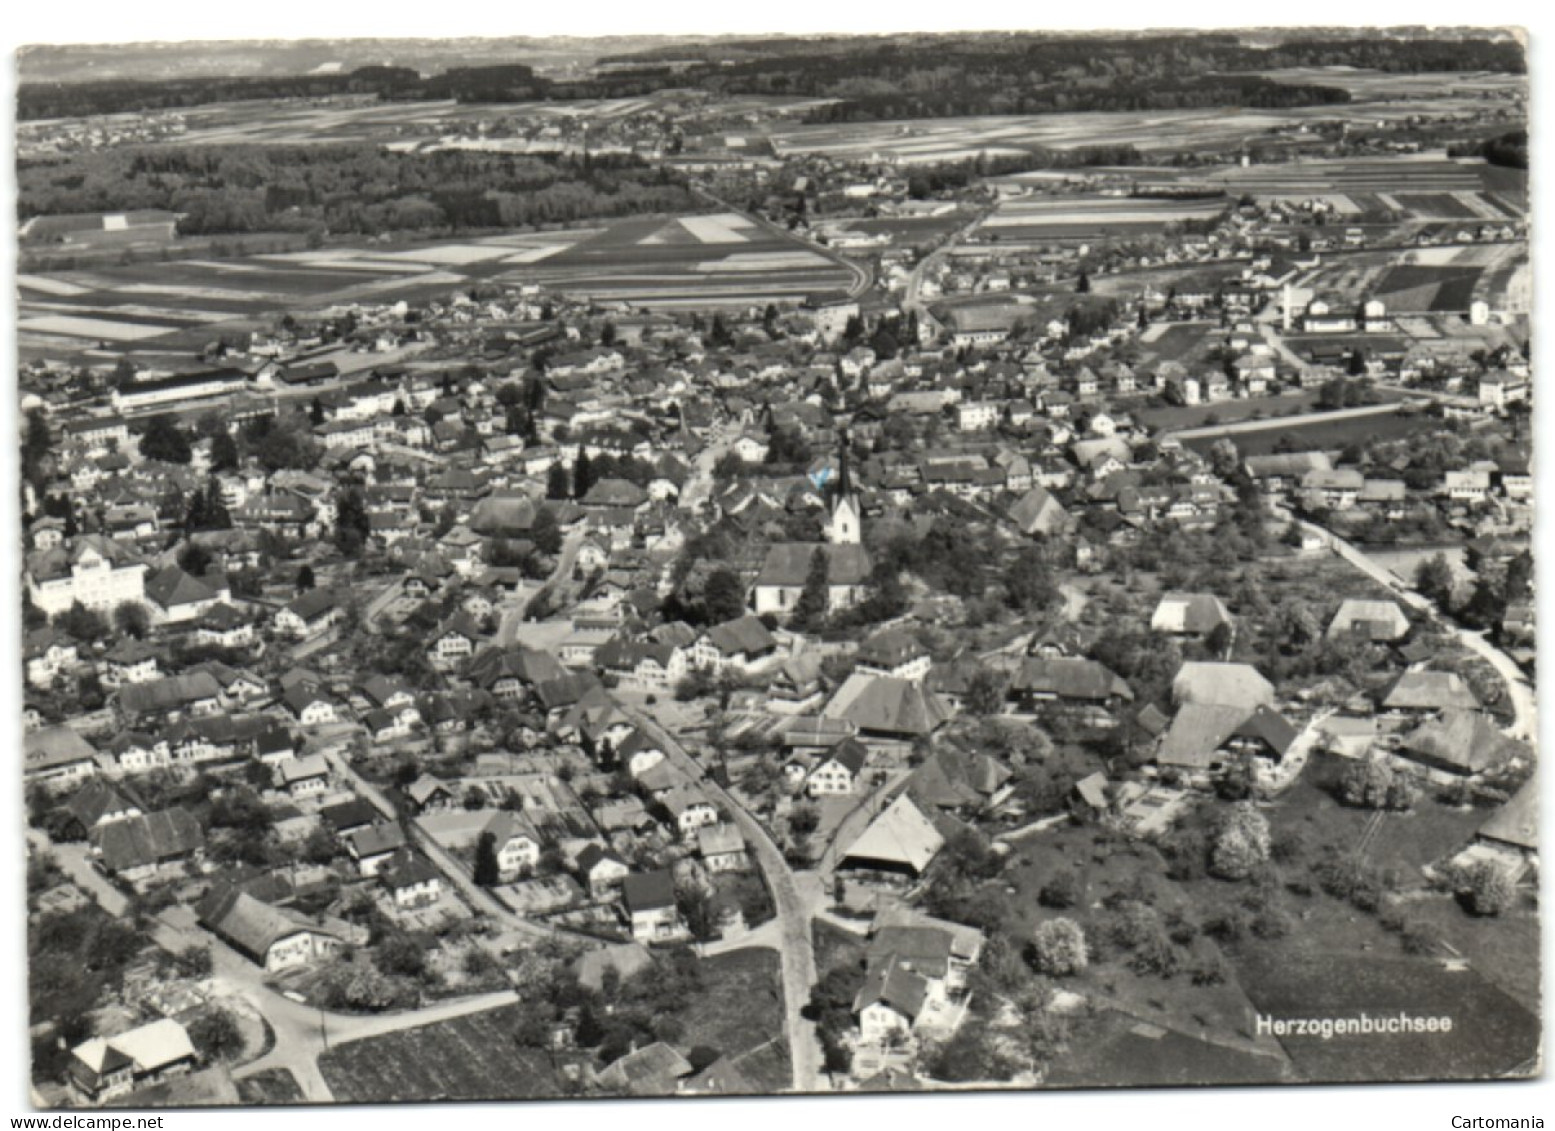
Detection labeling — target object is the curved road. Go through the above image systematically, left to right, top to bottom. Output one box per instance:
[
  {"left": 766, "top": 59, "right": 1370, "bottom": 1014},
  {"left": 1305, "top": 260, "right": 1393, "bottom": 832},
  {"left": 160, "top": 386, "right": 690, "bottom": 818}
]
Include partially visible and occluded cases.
[
  {"left": 693, "top": 185, "right": 872, "bottom": 301},
  {"left": 1284, "top": 510, "right": 1535, "bottom": 742},
  {"left": 624, "top": 708, "right": 824, "bottom": 1092},
  {"left": 152, "top": 908, "right": 519, "bottom": 1103}
]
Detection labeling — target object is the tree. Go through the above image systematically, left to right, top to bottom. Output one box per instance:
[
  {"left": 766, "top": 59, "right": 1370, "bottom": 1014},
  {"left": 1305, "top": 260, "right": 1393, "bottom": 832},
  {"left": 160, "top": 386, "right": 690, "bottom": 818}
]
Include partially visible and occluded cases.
[
  {"left": 1075, "top": 271, "right": 1091, "bottom": 294},
  {"left": 22, "top": 408, "right": 54, "bottom": 489},
  {"left": 138, "top": 415, "right": 192, "bottom": 464},
  {"left": 209, "top": 430, "right": 240, "bottom": 472},
  {"left": 572, "top": 448, "right": 596, "bottom": 500},
  {"left": 546, "top": 462, "right": 571, "bottom": 501},
  {"left": 334, "top": 486, "right": 371, "bottom": 555},
  {"left": 530, "top": 506, "right": 562, "bottom": 557},
  {"left": 178, "top": 542, "right": 214, "bottom": 577},
  {"left": 1004, "top": 547, "right": 1058, "bottom": 613},
  {"left": 792, "top": 548, "right": 831, "bottom": 630},
  {"left": 1414, "top": 553, "right": 1456, "bottom": 608},
  {"left": 296, "top": 564, "right": 316, "bottom": 593},
  {"left": 702, "top": 568, "right": 747, "bottom": 625},
  {"left": 56, "top": 601, "right": 107, "bottom": 644},
  {"left": 113, "top": 602, "right": 150, "bottom": 640},
  {"left": 965, "top": 667, "right": 1009, "bottom": 717},
  {"left": 1340, "top": 760, "right": 1416, "bottom": 811},
  {"left": 1208, "top": 801, "right": 1271, "bottom": 881},
  {"left": 473, "top": 832, "right": 500, "bottom": 887},
  {"left": 1462, "top": 860, "right": 1515, "bottom": 916},
  {"left": 1039, "top": 868, "right": 1080, "bottom": 909},
  {"left": 1031, "top": 917, "right": 1088, "bottom": 976},
  {"left": 374, "top": 934, "right": 427, "bottom": 978},
  {"left": 188, "top": 1007, "right": 244, "bottom": 1062}
]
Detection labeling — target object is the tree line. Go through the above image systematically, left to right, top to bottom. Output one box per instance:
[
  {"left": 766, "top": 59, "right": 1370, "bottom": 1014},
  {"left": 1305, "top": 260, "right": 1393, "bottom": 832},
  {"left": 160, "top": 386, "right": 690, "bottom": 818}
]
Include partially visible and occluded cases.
[
  {"left": 22, "top": 34, "right": 1522, "bottom": 123},
  {"left": 18, "top": 144, "right": 698, "bottom": 237}
]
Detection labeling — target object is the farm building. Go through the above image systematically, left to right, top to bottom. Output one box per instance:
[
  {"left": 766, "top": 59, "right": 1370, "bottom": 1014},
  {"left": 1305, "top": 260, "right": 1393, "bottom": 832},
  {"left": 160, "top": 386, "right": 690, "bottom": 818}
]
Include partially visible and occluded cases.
[{"left": 839, "top": 795, "right": 945, "bottom": 879}]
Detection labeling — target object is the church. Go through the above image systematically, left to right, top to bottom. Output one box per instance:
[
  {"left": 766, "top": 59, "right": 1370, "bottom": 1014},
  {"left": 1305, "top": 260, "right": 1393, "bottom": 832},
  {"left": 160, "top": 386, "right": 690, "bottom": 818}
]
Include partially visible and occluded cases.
[{"left": 751, "top": 447, "right": 872, "bottom": 619}]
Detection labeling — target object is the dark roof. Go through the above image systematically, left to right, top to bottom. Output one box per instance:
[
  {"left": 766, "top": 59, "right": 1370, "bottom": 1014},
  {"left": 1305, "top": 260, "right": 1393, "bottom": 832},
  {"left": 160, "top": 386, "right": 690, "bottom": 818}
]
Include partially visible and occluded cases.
[
  {"left": 755, "top": 542, "right": 872, "bottom": 588},
  {"left": 1013, "top": 657, "right": 1133, "bottom": 702},
  {"left": 93, "top": 808, "right": 204, "bottom": 872},
  {"left": 622, "top": 869, "right": 676, "bottom": 913}
]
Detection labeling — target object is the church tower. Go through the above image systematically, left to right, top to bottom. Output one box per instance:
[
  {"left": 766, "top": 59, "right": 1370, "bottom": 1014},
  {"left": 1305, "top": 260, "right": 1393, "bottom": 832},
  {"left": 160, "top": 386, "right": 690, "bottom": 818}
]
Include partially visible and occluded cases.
[{"left": 824, "top": 438, "right": 861, "bottom": 546}]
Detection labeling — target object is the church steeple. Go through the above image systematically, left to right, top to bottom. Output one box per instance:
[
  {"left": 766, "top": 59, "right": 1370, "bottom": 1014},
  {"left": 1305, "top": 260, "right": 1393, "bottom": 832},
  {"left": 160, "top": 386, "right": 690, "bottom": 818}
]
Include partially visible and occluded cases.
[{"left": 825, "top": 431, "right": 861, "bottom": 546}]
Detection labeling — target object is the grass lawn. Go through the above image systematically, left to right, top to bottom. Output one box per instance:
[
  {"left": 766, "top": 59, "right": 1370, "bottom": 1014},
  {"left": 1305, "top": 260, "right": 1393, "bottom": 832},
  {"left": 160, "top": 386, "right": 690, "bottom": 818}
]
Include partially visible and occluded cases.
[
  {"left": 1266, "top": 763, "right": 1491, "bottom": 882},
  {"left": 993, "top": 821, "right": 1279, "bottom": 1058},
  {"left": 1399, "top": 895, "right": 1541, "bottom": 1006},
  {"left": 812, "top": 919, "right": 869, "bottom": 977},
  {"left": 677, "top": 948, "right": 786, "bottom": 1058},
  {"left": 1236, "top": 950, "right": 1540, "bottom": 1082},
  {"left": 318, "top": 1003, "right": 567, "bottom": 1102},
  {"left": 1045, "top": 1007, "right": 1292, "bottom": 1088},
  {"left": 234, "top": 1068, "right": 305, "bottom": 1105}
]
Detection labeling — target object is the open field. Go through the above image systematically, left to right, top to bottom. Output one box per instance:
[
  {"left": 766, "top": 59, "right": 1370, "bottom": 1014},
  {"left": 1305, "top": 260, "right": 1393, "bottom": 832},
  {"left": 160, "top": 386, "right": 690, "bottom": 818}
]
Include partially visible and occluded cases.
[
  {"left": 1253, "top": 67, "right": 1526, "bottom": 101},
  {"left": 765, "top": 73, "right": 1524, "bottom": 164},
  {"left": 1202, "top": 158, "right": 1525, "bottom": 221},
  {"left": 16, "top": 212, "right": 854, "bottom": 355},
  {"left": 496, "top": 212, "right": 855, "bottom": 307},
  {"left": 1137, "top": 390, "right": 1323, "bottom": 433},
  {"left": 1179, "top": 406, "right": 1438, "bottom": 458},
  {"left": 677, "top": 948, "right": 787, "bottom": 1056},
  {"left": 1237, "top": 952, "right": 1539, "bottom": 1082},
  {"left": 318, "top": 1003, "right": 567, "bottom": 1102},
  {"left": 1047, "top": 1008, "right": 1290, "bottom": 1088}
]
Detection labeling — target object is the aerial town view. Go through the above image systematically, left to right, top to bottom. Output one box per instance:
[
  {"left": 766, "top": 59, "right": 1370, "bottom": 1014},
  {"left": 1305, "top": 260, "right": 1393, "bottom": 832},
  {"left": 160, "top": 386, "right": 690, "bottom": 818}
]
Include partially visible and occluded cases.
[{"left": 13, "top": 24, "right": 1539, "bottom": 1108}]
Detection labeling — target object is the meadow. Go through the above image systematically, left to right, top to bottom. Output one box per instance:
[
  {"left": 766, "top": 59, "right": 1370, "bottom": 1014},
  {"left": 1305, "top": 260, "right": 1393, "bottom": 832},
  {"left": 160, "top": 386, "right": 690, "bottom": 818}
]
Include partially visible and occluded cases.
[{"left": 16, "top": 211, "right": 856, "bottom": 356}]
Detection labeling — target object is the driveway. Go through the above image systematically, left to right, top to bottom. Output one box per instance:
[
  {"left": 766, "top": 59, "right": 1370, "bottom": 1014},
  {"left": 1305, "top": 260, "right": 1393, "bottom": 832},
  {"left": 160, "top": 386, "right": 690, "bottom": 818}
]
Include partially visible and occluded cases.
[{"left": 28, "top": 831, "right": 130, "bottom": 918}]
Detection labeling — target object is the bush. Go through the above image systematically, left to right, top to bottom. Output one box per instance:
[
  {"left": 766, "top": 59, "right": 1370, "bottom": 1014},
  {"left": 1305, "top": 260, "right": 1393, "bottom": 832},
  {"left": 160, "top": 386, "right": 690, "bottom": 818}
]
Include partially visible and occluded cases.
[
  {"left": 1208, "top": 802, "right": 1271, "bottom": 881},
  {"left": 1462, "top": 860, "right": 1515, "bottom": 917},
  {"left": 1038, "top": 869, "right": 1080, "bottom": 909},
  {"left": 1030, "top": 918, "right": 1088, "bottom": 977}
]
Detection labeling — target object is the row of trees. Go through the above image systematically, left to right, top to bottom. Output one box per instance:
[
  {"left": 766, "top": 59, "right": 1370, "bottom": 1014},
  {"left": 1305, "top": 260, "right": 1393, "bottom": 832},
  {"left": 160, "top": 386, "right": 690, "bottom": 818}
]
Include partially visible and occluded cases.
[{"left": 20, "top": 145, "right": 698, "bottom": 238}]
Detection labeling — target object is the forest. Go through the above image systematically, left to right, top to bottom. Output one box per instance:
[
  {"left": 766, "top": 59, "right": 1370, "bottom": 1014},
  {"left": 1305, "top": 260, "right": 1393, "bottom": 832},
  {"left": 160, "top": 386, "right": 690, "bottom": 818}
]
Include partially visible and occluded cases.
[
  {"left": 18, "top": 33, "right": 1524, "bottom": 122},
  {"left": 15, "top": 145, "right": 699, "bottom": 236}
]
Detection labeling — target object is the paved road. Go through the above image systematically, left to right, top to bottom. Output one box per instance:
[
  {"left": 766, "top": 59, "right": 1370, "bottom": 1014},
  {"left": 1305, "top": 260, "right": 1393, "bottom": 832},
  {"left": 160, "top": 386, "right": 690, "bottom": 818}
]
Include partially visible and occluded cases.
[
  {"left": 694, "top": 185, "right": 872, "bottom": 300},
  {"left": 902, "top": 203, "right": 997, "bottom": 341},
  {"left": 1285, "top": 511, "right": 1535, "bottom": 742},
  {"left": 497, "top": 528, "right": 585, "bottom": 645},
  {"left": 625, "top": 709, "right": 824, "bottom": 1092},
  {"left": 320, "top": 751, "right": 573, "bottom": 944},
  {"left": 27, "top": 831, "right": 131, "bottom": 917},
  {"left": 153, "top": 907, "right": 520, "bottom": 1102}
]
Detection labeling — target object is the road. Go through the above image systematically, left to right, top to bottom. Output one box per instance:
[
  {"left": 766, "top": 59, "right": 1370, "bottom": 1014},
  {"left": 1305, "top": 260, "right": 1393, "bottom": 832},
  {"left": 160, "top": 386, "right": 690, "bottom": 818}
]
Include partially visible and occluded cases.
[
  {"left": 694, "top": 185, "right": 871, "bottom": 300},
  {"left": 902, "top": 202, "right": 997, "bottom": 341},
  {"left": 679, "top": 419, "right": 738, "bottom": 518},
  {"left": 1283, "top": 511, "right": 1535, "bottom": 742},
  {"left": 496, "top": 528, "right": 585, "bottom": 646},
  {"left": 624, "top": 708, "right": 824, "bottom": 1093},
  {"left": 321, "top": 750, "right": 572, "bottom": 944},
  {"left": 27, "top": 831, "right": 129, "bottom": 917},
  {"left": 152, "top": 906, "right": 518, "bottom": 1103}
]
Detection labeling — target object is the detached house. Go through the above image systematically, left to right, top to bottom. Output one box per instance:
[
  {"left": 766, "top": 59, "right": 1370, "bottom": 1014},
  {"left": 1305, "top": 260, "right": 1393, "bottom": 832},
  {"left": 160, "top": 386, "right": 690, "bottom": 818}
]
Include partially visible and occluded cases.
[
  {"left": 622, "top": 869, "right": 684, "bottom": 944},
  {"left": 68, "top": 1019, "right": 196, "bottom": 1105}
]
